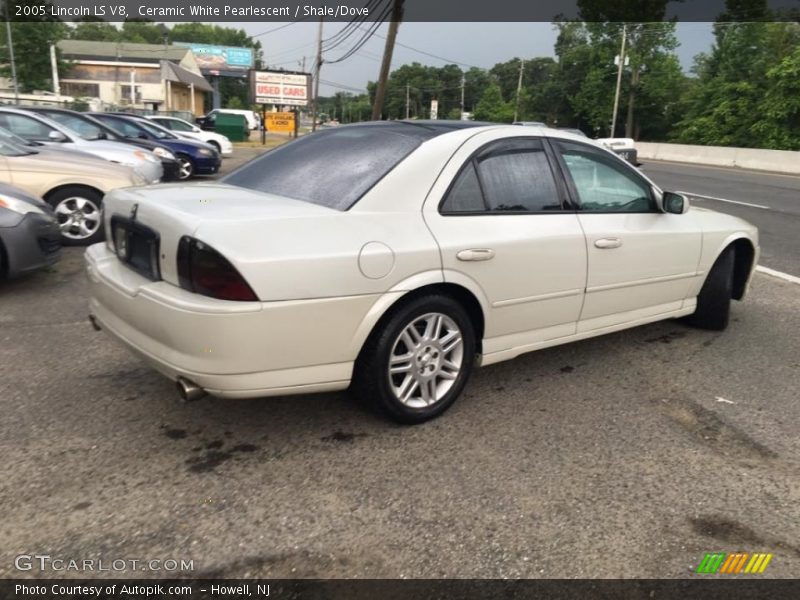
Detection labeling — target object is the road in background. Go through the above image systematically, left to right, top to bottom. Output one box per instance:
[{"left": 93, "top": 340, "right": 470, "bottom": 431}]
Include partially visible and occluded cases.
[{"left": 641, "top": 161, "right": 800, "bottom": 277}]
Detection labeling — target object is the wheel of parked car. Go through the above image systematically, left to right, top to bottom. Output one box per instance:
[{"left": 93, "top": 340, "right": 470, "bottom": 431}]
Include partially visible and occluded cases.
[
  {"left": 207, "top": 141, "right": 221, "bottom": 153},
  {"left": 176, "top": 154, "right": 195, "bottom": 180},
  {"left": 47, "top": 186, "right": 104, "bottom": 246},
  {"left": 684, "top": 246, "right": 735, "bottom": 331},
  {"left": 353, "top": 294, "right": 476, "bottom": 424}
]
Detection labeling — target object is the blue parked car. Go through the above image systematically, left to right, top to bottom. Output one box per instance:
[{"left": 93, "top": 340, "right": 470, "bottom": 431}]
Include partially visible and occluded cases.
[{"left": 89, "top": 113, "right": 221, "bottom": 180}]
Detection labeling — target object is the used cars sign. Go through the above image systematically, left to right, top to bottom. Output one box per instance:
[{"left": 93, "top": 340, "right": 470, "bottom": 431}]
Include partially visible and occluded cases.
[{"left": 251, "top": 71, "right": 311, "bottom": 107}]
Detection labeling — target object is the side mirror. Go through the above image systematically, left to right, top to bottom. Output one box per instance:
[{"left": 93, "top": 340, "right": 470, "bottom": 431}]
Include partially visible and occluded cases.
[
  {"left": 192, "top": 126, "right": 201, "bottom": 133},
  {"left": 48, "top": 130, "right": 67, "bottom": 142},
  {"left": 137, "top": 132, "right": 148, "bottom": 139},
  {"left": 663, "top": 191, "right": 690, "bottom": 215}
]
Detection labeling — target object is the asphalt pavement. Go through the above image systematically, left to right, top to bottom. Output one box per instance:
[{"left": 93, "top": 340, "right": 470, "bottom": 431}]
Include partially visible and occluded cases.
[{"left": 1, "top": 157, "right": 798, "bottom": 580}]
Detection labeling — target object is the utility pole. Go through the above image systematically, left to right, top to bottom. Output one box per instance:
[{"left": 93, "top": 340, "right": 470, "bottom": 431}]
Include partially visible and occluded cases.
[
  {"left": 371, "top": 0, "right": 405, "bottom": 120},
  {"left": 311, "top": 17, "right": 323, "bottom": 132},
  {"left": 5, "top": 19, "right": 18, "bottom": 102},
  {"left": 610, "top": 23, "right": 627, "bottom": 137},
  {"left": 50, "top": 45, "right": 60, "bottom": 96},
  {"left": 513, "top": 58, "right": 525, "bottom": 122},
  {"left": 460, "top": 75, "right": 465, "bottom": 120},
  {"left": 405, "top": 84, "right": 410, "bottom": 119}
]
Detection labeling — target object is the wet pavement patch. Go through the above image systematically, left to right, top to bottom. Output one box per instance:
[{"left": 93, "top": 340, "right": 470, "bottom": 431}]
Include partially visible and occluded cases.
[
  {"left": 645, "top": 331, "right": 687, "bottom": 344},
  {"left": 162, "top": 427, "right": 188, "bottom": 440},
  {"left": 321, "top": 431, "right": 368, "bottom": 443},
  {"left": 185, "top": 441, "right": 261, "bottom": 474}
]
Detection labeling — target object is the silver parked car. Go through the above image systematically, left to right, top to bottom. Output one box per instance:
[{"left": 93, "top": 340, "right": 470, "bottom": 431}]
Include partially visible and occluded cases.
[
  {"left": 0, "top": 107, "right": 163, "bottom": 184},
  {"left": 0, "top": 182, "right": 60, "bottom": 278}
]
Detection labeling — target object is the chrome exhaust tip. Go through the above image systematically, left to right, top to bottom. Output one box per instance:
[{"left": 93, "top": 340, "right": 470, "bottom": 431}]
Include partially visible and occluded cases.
[
  {"left": 88, "top": 314, "right": 102, "bottom": 331},
  {"left": 176, "top": 377, "right": 206, "bottom": 403}
]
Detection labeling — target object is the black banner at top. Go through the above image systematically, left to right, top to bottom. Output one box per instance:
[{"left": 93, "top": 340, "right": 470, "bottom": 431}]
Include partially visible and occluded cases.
[{"left": 5, "top": 0, "right": 800, "bottom": 22}]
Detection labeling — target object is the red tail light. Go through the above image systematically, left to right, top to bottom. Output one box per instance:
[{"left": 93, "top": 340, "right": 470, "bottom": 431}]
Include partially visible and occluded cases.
[{"left": 177, "top": 237, "right": 258, "bottom": 301}]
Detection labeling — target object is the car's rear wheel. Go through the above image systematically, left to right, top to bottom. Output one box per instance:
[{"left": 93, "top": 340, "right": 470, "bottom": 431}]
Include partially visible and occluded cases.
[
  {"left": 176, "top": 154, "right": 195, "bottom": 180},
  {"left": 47, "top": 186, "right": 104, "bottom": 246},
  {"left": 684, "top": 246, "right": 735, "bottom": 331},
  {"left": 353, "top": 295, "right": 476, "bottom": 424}
]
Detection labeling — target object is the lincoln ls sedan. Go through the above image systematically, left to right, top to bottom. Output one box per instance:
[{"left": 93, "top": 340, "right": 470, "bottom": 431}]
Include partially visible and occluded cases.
[{"left": 86, "top": 122, "right": 758, "bottom": 423}]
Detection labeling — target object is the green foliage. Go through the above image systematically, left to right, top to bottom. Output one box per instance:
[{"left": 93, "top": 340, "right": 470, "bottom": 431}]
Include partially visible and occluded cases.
[
  {"left": 0, "top": 2, "right": 68, "bottom": 93},
  {"left": 672, "top": 15, "right": 800, "bottom": 149},
  {"left": 473, "top": 84, "right": 514, "bottom": 123}
]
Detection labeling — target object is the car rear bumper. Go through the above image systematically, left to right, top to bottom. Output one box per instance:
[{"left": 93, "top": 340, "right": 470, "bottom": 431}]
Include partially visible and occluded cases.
[
  {"left": 1, "top": 212, "right": 61, "bottom": 278},
  {"left": 85, "top": 243, "right": 381, "bottom": 398}
]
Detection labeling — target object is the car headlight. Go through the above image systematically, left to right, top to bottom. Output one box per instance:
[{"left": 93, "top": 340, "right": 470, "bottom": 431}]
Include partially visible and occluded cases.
[
  {"left": 152, "top": 147, "right": 176, "bottom": 161},
  {"left": 197, "top": 148, "right": 213, "bottom": 156},
  {"left": 133, "top": 150, "right": 158, "bottom": 163},
  {"left": 0, "top": 195, "right": 45, "bottom": 215}
]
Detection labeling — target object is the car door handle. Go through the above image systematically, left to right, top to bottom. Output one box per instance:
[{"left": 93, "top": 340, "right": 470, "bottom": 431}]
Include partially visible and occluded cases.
[
  {"left": 594, "top": 238, "right": 622, "bottom": 249},
  {"left": 456, "top": 248, "right": 495, "bottom": 262}
]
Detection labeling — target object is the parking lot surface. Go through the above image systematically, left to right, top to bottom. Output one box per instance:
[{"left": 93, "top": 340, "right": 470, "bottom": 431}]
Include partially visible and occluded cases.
[{"left": 1, "top": 159, "right": 799, "bottom": 579}]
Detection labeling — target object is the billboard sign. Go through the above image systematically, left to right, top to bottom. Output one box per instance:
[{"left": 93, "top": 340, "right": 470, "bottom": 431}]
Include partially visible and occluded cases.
[
  {"left": 174, "top": 42, "right": 254, "bottom": 72},
  {"left": 251, "top": 71, "right": 311, "bottom": 107}
]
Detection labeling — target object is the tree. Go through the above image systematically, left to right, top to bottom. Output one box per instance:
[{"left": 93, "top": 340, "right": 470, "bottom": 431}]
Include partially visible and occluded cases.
[
  {"left": 0, "top": 2, "right": 68, "bottom": 93},
  {"left": 751, "top": 45, "right": 800, "bottom": 149},
  {"left": 473, "top": 83, "right": 514, "bottom": 123}
]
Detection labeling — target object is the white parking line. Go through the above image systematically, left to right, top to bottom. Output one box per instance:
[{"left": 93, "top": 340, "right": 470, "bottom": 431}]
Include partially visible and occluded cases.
[
  {"left": 676, "top": 191, "right": 771, "bottom": 210},
  {"left": 756, "top": 265, "right": 800, "bottom": 285}
]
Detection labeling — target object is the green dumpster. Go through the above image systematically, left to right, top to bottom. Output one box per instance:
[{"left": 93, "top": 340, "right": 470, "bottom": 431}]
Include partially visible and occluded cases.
[{"left": 215, "top": 113, "right": 248, "bottom": 142}]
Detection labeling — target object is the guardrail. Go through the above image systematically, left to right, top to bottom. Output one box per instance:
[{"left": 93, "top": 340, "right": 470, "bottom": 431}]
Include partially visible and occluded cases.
[{"left": 637, "top": 142, "right": 800, "bottom": 176}]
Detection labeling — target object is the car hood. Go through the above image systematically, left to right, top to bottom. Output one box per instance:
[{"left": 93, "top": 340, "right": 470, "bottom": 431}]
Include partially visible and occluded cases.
[
  {"left": 160, "top": 137, "right": 216, "bottom": 152},
  {"left": 72, "top": 139, "right": 160, "bottom": 164},
  {"left": 17, "top": 150, "right": 138, "bottom": 180}
]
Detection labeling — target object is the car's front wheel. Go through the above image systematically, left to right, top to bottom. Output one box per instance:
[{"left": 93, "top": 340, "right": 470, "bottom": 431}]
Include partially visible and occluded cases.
[
  {"left": 176, "top": 154, "right": 195, "bottom": 180},
  {"left": 47, "top": 186, "right": 104, "bottom": 246},
  {"left": 685, "top": 246, "right": 735, "bottom": 330},
  {"left": 353, "top": 295, "right": 476, "bottom": 424}
]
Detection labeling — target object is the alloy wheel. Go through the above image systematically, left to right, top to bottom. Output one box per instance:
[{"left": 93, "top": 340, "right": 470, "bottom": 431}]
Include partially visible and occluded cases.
[
  {"left": 54, "top": 196, "right": 101, "bottom": 241},
  {"left": 387, "top": 312, "right": 464, "bottom": 408}
]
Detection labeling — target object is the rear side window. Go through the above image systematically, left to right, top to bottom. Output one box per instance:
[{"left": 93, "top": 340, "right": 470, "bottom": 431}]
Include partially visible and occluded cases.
[
  {"left": 223, "top": 127, "right": 424, "bottom": 210},
  {"left": 442, "top": 138, "right": 561, "bottom": 213}
]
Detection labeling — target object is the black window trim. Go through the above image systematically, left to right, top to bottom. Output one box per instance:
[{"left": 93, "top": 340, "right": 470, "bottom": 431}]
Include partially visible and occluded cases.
[
  {"left": 438, "top": 136, "right": 574, "bottom": 216},
  {"left": 548, "top": 137, "right": 659, "bottom": 214}
]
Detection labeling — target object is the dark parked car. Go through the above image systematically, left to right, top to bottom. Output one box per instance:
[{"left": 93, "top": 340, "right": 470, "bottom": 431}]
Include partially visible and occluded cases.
[
  {"left": 19, "top": 107, "right": 181, "bottom": 181},
  {"left": 90, "top": 113, "right": 221, "bottom": 180},
  {"left": 0, "top": 182, "right": 60, "bottom": 278}
]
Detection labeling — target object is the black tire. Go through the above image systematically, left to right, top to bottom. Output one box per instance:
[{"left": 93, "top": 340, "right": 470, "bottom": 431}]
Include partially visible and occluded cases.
[
  {"left": 176, "top": 154, "right": 195, "bottom": 180},
  {"left": 46, "top": 186, "right": 104, "bottom": 246},
  {"left": 684, "top": 246, "right": 735, "bottom": 330},
  {"left": 352, "top": 294, "right": 476, "bottom": 424}
]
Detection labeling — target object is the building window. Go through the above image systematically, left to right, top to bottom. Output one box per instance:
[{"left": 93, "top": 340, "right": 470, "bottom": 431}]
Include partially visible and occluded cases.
[
  {"left": 61, "top": 82, "right": 100, "bottom": 97},
  {"left": 119, "top": 85, "right": 142, "bottom": 103}
]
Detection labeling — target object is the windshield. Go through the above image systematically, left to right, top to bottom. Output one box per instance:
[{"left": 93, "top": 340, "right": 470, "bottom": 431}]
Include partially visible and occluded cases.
[
  {"left": 42, "top": 112, "right": 109, "bottom": 141},
  {"left": 161, "top": 118, "right": 194, "bottom": 132},
  {"left": 134, "top": 119, "right": 175, "bottom": 140},
  {"left": 222, "top": 125, "right": 427, "bottom": 210},
  {"left": 0, "top": 137, "right": 34, "bottom": 156}
]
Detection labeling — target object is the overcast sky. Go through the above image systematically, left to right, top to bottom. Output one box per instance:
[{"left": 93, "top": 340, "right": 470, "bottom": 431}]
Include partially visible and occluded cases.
[{"left": 232, "top": 21, "right": 715, "bottom": 96}]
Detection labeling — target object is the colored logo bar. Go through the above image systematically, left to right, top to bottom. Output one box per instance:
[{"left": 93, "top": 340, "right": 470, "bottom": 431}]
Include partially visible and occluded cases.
[{"left": 696, "top": 552, "right": 773, "bottom": 574}]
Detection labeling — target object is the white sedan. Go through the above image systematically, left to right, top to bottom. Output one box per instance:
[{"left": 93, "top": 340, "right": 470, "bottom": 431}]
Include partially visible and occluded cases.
[
  {"left": 146, "top": 116, "right": 233, "bottom": 156},
  {"left": 86, "top": 123, "right": 759, "bottom": 424}
]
